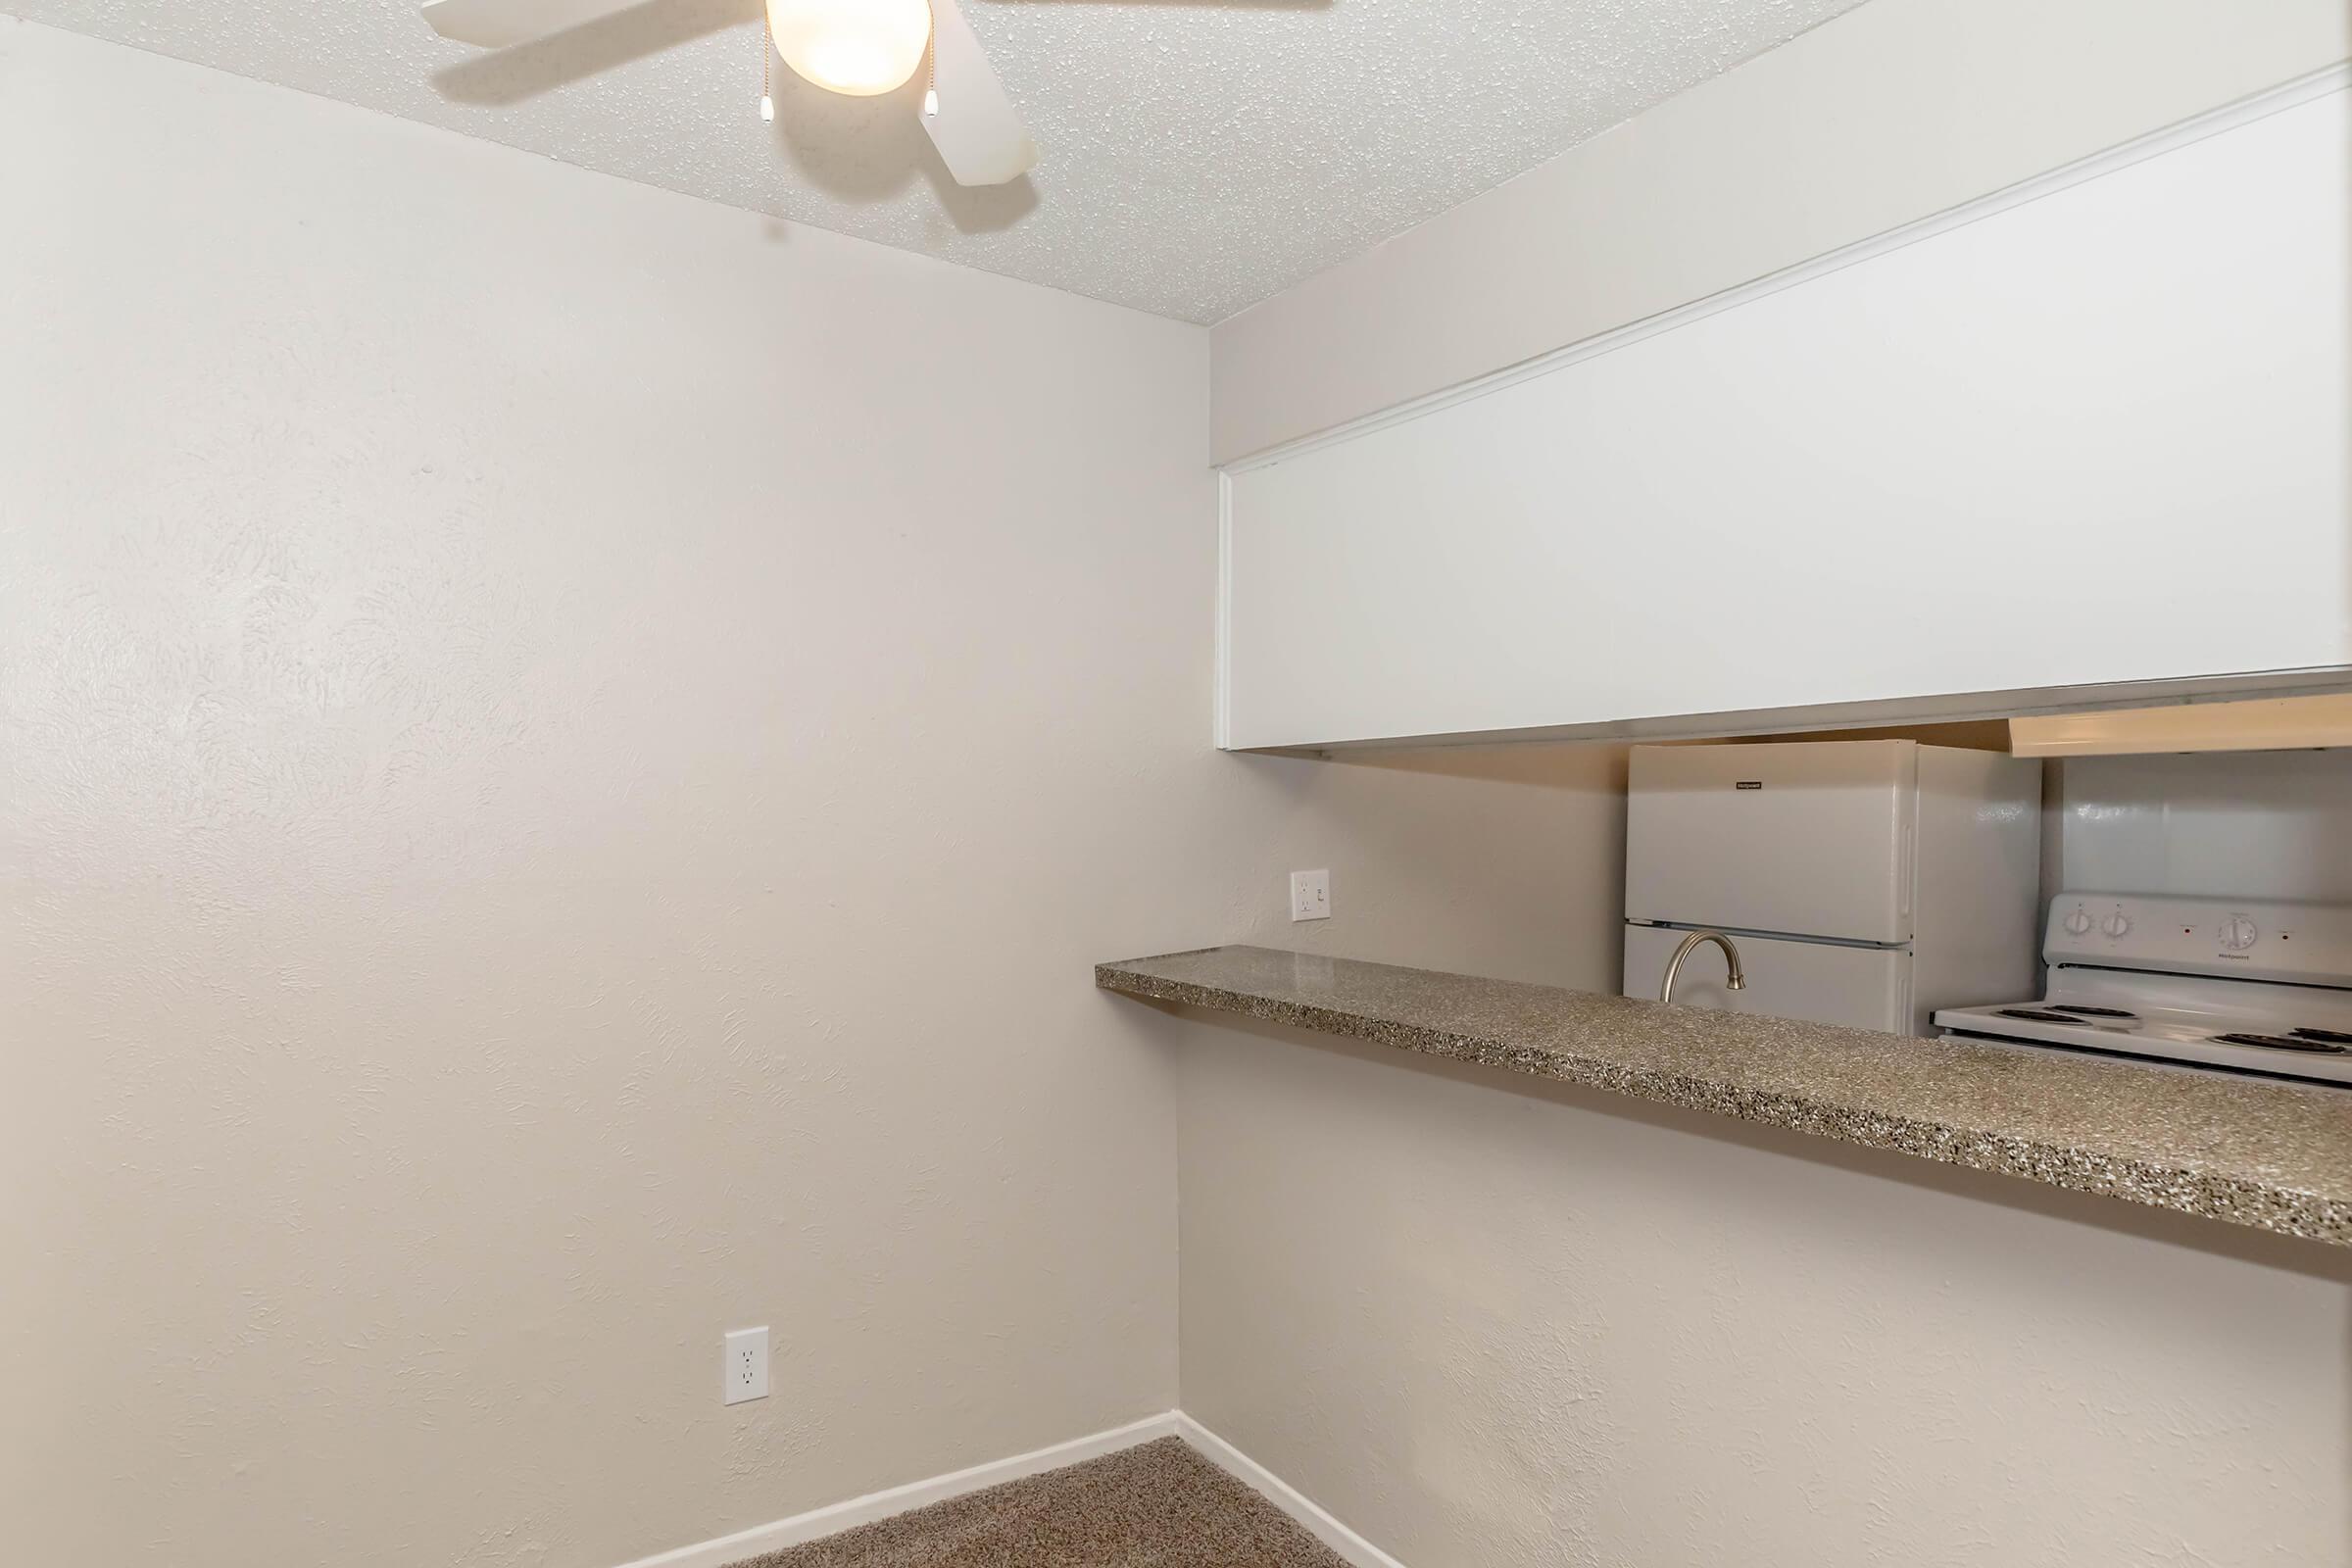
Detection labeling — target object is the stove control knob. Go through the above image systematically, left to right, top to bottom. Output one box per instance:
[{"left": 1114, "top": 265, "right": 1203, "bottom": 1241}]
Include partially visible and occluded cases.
[
  {"left": 2063, "top": 907, "right": 2094, "bottom": 937},
  {"left": 2100, "top": 911, "right": 2132, "bottom": 939},
  {"left": 2221, "top": 914, "right": 2259, "bottom": 952}
]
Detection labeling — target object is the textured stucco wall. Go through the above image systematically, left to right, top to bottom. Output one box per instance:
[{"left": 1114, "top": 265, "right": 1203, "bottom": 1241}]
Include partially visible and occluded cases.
[
  {"left": 0, "top": 23, "right": 1204, "bottom": 1568},
  {"left": 0, "top": 24, "right": 1196, "bottom": 1567},
  {"left": 1177, "top": 749, "right": 2352, "bottom": 1565},
  {"left": 1178, "top": 1028, "right": 2352, "bottom": 1566}
]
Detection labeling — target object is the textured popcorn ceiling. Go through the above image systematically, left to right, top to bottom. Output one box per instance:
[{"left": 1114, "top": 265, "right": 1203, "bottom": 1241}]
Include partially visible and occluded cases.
[{"left": 9, "top": 0, "right": 1870, "bottom": 320}]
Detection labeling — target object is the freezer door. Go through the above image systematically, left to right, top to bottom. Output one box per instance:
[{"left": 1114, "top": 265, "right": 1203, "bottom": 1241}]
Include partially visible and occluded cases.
[
  {"left": 1626, "top": 741, "right": 1916, "bottom": 944},
  {"left": 1624, "top": 923, "right": 1915, "bottom": 1035}
]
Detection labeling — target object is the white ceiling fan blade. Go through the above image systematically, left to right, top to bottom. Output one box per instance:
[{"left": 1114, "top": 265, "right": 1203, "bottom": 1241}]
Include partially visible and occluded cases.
[
  {"left": 420, "top": 0, "right": 650, "bottom": 49},
  {"left": 919, "top": 0, "right": 1038, "bottom": 187}
]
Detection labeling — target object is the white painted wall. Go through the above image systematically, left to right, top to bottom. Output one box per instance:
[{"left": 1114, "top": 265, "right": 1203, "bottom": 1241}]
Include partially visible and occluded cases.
[
  {"left": 1209, "top": 0, "right": 2352, "bottom": 463},
  {"left": 0, "top": 24, "right": 1200, "bottom": 1568},
  {"left": 1221, "top": 79, "right": 2352, "bottom": 750},
  {"left": 1172, "top": 738, "right": 2352, "bottom": 1566},
  {"left": 1177, "top": 742, "right": 2352, "bottom": 1566},
  {"left": 1171, "top": 744, "right": 2352, "bottom": 1568},
  {"left": 1182, "top": 746, "right": 2352, "bottom": 1568},
  {"left": 2053, "top": 751, "right": 2352, "bottom": 905},
  {"left": 1177, "top": 1024, "right": 2352, "bottom": 1568}
]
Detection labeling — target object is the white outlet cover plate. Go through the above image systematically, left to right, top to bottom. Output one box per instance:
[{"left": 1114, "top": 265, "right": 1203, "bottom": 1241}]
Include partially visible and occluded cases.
[
  {"left": 1290, "top": 869, "right": 1331, "bottom": 922},
  {"left": 724, "top": 1326, "right": 769, "bottom": 1406}
]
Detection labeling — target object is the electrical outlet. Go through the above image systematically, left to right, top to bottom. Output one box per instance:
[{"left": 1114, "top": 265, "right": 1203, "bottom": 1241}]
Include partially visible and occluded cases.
[
  {"left": 1290, "top": 868, "right": 1331, "bottom": 922},
  {"left": 723, "top": 1326, "right": 769, "bottom": 1406}
]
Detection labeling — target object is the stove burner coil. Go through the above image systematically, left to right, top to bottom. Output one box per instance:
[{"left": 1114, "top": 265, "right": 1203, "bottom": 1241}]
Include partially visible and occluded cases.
[
  {"left": 2049, "top": 1004, "right": 2138, "bottom": 1019},
  {"left": 1996, "top": 1008, "right": 2083, "bottom": 1024},
  {"left": 2289, "top": 1026, "right": 2352, "bottom": 1046},
  {"left": 2210, "top": 1032, "right": 2352, "bottom": 1054}
]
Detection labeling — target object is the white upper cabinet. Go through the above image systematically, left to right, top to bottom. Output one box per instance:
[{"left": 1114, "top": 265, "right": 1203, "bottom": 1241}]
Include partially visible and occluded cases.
[{"left": 1218, "top": 78, "right": 2352, "bottom": 751}]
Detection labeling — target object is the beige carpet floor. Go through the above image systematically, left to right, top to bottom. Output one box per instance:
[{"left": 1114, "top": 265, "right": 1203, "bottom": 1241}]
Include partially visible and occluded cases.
[{"left": 729, "top": 1437, "right": 1350, "bottom": 1568}]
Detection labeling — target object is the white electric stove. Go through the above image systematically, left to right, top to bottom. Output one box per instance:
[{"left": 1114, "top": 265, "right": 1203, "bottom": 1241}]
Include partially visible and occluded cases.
[{"left": 1935, "top": 893, "right": 2352, "bottom": 1088}]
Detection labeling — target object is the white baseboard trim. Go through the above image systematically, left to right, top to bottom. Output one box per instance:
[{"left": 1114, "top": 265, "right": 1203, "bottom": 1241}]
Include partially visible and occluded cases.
[
  {"left": 609, "top": 1407, "right": 1406, "bottom": 1568},
  {"left": 612, "top": 1412, "right": 1180, "bottom": 1568},
  {"left": 1173, "top": 1414, "right": 1409, "bottom": 1568}
]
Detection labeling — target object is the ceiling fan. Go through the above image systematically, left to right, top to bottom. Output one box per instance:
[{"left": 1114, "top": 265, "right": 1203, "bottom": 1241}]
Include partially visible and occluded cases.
[{"left": 420, "top": 0, "right": 1039, "bottom": 186}]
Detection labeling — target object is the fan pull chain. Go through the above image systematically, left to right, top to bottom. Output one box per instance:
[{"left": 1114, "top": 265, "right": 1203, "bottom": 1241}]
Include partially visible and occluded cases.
[
  {"left": 759, "top": 11, "right": 775, "bottom": 122},
  {"left": 922, "top": 39, "right": 937, "bottom": 118}
]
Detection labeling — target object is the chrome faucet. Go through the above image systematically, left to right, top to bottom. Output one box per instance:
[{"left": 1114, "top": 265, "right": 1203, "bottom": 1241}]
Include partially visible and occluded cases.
[{"left": 1659, "top": 930, "right": 1745, "bottom": 1004}]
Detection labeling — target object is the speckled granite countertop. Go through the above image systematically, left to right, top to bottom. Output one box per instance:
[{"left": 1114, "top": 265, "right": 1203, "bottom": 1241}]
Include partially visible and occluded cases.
[{"left": 1097, "top": 946, "right": 2352, "bottom": 1248}]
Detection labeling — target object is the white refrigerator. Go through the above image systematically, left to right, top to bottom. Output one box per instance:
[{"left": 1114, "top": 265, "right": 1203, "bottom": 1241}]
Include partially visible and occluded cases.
[{"left": 1622, "top": 741, "right": 2042, "bottom": 1036}]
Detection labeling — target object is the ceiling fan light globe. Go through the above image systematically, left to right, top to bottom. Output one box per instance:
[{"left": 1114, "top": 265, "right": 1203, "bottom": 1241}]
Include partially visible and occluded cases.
[{"left": 767, "top": 0, "right": 932, "bottom": 97}]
